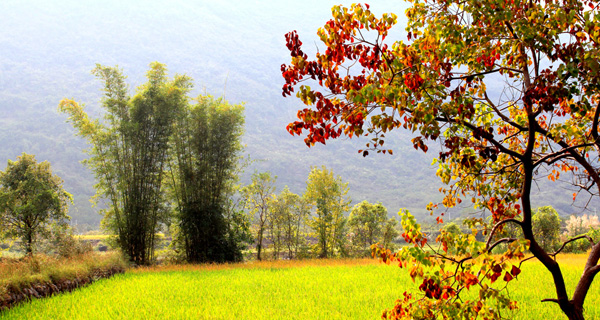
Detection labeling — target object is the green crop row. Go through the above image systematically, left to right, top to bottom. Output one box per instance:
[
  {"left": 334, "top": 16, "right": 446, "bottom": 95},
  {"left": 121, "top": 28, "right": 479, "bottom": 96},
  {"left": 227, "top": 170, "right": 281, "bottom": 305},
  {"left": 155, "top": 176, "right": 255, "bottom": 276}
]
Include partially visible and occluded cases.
[{"left": 2, "top": 255, "right": 599, "bottom": 319}]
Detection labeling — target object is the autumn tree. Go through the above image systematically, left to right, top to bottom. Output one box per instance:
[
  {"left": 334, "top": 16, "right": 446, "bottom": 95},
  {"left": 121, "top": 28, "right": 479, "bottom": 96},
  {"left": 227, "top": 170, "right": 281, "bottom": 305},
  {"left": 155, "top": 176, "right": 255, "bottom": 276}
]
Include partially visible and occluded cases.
[
  {"left": 282, "top": 1, "right": 600, "bottom": 319},
  {"left": 60, "top": 63, "right": 186, "bottom": 265},
  {"left": 167, "top": 95, "right": 247, "bottom": 263},
  {"left": 0, "top": 153, "right": 72, "bottom": 255},
  {"left": 304, "top": 166, "right": 351, "bottom": 258},
  {"left": 241, "top": 171, "right": 276, "bottom": 261}
]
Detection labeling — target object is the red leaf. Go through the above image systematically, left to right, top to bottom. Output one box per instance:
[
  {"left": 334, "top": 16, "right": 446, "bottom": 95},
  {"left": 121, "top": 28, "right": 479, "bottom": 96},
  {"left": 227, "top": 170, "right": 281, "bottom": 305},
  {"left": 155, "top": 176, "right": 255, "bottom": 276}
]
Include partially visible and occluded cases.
[{"left": 510, "top": 265, "right": 521, "bottom": 277}]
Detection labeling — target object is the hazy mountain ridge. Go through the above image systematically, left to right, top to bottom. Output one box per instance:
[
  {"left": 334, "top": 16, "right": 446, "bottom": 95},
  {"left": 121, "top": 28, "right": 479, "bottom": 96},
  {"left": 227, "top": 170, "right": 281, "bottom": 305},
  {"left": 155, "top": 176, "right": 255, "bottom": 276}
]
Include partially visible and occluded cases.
[{"left": 0, "top": 0, "right": 588, "bottom": 227}]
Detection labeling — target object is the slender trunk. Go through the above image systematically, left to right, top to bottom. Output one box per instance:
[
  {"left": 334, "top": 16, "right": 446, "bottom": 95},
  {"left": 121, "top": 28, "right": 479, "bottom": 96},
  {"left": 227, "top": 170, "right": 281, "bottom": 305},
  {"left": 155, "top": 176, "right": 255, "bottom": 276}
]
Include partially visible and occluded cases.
[
  {"left": 520, "top": 68, "right": 577, "bottom": 318},
  {"left": 25, "top": 232, "right": 33, "bottom": 256}
]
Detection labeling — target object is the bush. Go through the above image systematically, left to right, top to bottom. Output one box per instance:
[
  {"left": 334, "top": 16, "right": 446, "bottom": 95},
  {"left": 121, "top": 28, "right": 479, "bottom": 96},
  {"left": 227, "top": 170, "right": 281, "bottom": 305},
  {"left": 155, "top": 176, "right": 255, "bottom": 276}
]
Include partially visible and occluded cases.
[{"left": 39, "top": 225, "right": 93, "bottom": 258}]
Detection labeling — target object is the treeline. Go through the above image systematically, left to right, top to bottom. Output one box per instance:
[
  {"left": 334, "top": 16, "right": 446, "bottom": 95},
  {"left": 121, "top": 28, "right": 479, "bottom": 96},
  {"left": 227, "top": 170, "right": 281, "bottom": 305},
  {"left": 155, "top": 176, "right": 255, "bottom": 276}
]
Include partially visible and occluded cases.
[
  {"left": 1, "top": 63, "right": 401, "bottom": 265},
  {"left": 242, "top": 167, "right": 399, "bottom": 260}
]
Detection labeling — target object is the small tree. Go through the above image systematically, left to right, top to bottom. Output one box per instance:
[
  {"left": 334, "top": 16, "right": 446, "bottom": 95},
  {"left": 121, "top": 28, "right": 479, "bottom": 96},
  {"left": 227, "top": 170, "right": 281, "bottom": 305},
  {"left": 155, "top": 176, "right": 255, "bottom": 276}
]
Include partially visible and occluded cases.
[
  {"left": 0, "top": 153, "right": 72, "bottom": 255},
  {"left": 304, "top": 166, "right": 351, "bottom": 258},
  {"left": 241, "top": 172, "right": 276, "bottom": 261},
  {"left": 269, "top": 186, "right": 308, "bottom": 259},
  {"left": 267, "top": 193, "right": 285, "bottom": 260},
  {"left": 348, "top": 201, "right": 387, "bottom": 255},
  {"left": 533, "top": 206, "right": 561, "bottom": 252},
  {"left": 381, "top": 218, "right": 399, "bottom": 251},
  {"left": 443, "top": 222, "right": 461, "bottom": 235}
]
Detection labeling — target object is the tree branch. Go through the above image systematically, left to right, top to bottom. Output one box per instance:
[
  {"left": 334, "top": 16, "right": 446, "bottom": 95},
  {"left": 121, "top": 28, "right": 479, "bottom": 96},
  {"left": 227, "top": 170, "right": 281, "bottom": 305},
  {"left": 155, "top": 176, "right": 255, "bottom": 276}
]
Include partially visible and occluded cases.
[
  {"left": 484, "top": 91, "right": 527, "bottom": 132},
  {"left": 485, "top": 218, "right": 522, "bottom": 250},
  {"left": 550, "top": 235, "right": 595, "bottom": 258},
  {"left": 487, "top": 237, "right": 517, "bottom": 253}
]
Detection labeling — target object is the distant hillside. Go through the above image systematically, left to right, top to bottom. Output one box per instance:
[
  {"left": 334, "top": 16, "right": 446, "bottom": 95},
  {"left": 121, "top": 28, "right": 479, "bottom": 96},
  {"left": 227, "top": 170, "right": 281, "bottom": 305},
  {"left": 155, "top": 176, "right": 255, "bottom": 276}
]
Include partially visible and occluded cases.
[{"left": 0, "top": 0, "right": 593, "bottom": 228}]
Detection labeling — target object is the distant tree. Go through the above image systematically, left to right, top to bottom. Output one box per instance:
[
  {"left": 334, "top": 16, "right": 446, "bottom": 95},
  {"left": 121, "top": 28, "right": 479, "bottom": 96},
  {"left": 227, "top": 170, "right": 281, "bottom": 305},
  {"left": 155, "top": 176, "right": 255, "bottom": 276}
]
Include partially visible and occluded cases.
[
  {"left": 60, "top": 63, "right": 186, "bottom": 265},
  {"left": 167, "top": 95, "right": 246, "bottom": 263},
  {"left": 0, "top": 153, "right": 72, "bottom": 255},
  {"left": 221, "top": 164, "right": 254, "bottom": 261},
  {"left": 304, "top": 166, "right": 351, "bottom": 258},
  {"left": 241, "top": 172, "right": 276, "bottom": 261},
  {"left": 269, "top": 187, "right": 310, "bottom": 259},
  {"left": 290, "top": 192, "right": 312, "bottom": 259},
  {"left": 267, "top": 193, "right": 285, "bottom": 260},
  {"left": 348, "top": 201, "right": 387, "bottom": 255},
  {"left": 533, "top": 206, "right": 561, "bottom": 252},
  {"left": 564, "top": 214, "right": 600, "bottom": 252},
  {"left": 566, "top": 214, "right": 600, "bottom": 237},
  {"left": 381, "top": 218, "right": 399, "bottom": 251},
  {"left": 443, "top": 222, "right": 461, "bottom": 235}
]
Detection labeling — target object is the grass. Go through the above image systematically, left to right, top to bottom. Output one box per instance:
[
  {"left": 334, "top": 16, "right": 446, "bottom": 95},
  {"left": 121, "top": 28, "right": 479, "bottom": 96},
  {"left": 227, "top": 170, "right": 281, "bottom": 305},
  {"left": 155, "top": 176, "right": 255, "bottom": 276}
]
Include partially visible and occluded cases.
[
  {"left": 0, "top": 251, "right": 127, "bottom": 296},
  {"left": 1, "top": 255, "right": 599, "bottom": 319}
]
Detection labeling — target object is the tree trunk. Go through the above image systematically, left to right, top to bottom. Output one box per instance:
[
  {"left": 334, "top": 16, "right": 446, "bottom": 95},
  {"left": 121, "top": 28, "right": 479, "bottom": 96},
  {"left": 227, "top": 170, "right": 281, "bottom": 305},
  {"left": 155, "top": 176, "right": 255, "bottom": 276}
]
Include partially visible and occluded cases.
[
  {"left": 256, "top": 231, "right": 263, "bottom": 261},
  {"left": 25, "top": 232, "right": 33, "bottom": 256},
  {"left": 561, "top": 303, "right": 584, "bottom": 320}
]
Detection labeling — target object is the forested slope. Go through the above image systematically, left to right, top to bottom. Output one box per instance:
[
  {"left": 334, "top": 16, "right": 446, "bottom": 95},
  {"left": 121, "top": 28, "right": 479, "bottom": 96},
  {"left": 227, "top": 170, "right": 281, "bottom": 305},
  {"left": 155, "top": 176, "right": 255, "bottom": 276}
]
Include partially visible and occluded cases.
[{"left": 0, "top": 0, "right": 585, "bottom": 227}]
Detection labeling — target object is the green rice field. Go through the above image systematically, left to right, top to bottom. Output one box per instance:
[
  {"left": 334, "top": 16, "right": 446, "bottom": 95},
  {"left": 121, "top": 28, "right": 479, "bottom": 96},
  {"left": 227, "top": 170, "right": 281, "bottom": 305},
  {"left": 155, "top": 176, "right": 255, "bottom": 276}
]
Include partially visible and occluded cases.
[{"left": 2, "top": 256, "right": 599, "bottom": 319}]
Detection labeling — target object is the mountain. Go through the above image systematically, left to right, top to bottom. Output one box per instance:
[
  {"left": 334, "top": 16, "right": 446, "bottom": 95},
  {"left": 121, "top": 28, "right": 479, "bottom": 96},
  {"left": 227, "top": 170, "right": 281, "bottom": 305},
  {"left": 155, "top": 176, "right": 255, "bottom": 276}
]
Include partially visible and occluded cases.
[{"left": 0, "top": 0, "right": 593, "bottom": 228}]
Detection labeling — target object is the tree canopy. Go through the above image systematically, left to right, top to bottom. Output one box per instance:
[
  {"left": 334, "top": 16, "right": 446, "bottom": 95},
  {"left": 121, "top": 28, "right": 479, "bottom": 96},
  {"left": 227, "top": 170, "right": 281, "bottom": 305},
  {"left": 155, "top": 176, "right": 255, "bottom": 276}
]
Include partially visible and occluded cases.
[
  {"left": 282, "top": 1, "right": 600, "bottom": 319},
  {"left": 60, "top": 63, "right": 189, "bottom": 265},
  {"left": 167, "top": 95, "right": 246, "bottom": 263},
  {"left": 0, "top": 153, "right": 72, "bottom": 254},
  {"left": 304, "top": 166, "right": 351, "bottom": 258},
  {"left": 348, "top": 200, "right": 387, "bottom": 254},
  {"left": 532, "top": 206, "right": 562, "bottom": 252}
]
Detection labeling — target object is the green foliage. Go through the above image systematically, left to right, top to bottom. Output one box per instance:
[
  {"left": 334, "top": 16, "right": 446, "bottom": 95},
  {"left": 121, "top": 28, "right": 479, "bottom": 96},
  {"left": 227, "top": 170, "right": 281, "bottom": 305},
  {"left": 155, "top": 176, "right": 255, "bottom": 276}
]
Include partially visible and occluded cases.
[
  {"left": 59, "top": 63, "right": 187, "bottom": 265},
  {"left": 167, "top": 94, "right": 247, "bottom": 263},
  {"left": 0, "top": 153, "right": 72, "bottom": 255},
  {"left": 304, "top": 166, "right": 351, "bottom": 258},
  {"left": 241, "top": 171, "right": 277, "bottom": 261},
  {"left": 268, "top": 186, "right": 310, "bottom": 259},
  {"left": 348, "top": 201, "right": 388, "bottom": 256},
  {"left": 532, "top": 206, "right": 561, "bottom": 252},
  {"left": 381, "top": 218, "right": 400, "bottom": 251},
  {"left": 443, "top": 222, "right": 461, "bottom": 235},
  {"left": 38, "top": 223, "right": 93, "bottom": 258}
]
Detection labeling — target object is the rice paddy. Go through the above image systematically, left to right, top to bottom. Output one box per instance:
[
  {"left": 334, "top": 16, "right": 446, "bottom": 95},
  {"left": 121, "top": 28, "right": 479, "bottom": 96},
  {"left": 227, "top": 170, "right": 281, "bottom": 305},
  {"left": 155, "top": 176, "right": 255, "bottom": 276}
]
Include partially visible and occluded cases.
[{"left": 2, "top": 255, "right": 599, "bottom": 319}]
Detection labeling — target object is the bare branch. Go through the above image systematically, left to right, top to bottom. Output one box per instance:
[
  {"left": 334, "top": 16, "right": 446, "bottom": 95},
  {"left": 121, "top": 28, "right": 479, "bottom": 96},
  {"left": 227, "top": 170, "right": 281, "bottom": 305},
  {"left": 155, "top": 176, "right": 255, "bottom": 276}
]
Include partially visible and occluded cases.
[
  {"left": 485, "top": 218, "right": 522, "bottom": 250},
  {"left": 551, "top": 235, "right": 595, "bottom": 258},
  {"left": 487, "top": 237, "right": 517, "bottom": 253},
  {"left": 541, "top": 298, "right": 560, "bottom": 304}
]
